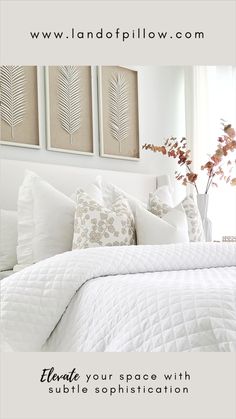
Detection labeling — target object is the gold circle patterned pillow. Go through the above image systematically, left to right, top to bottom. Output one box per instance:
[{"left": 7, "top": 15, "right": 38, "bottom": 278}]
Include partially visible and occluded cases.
[{"left": 72, "top": 190, "right": 136, "bottom": 249}]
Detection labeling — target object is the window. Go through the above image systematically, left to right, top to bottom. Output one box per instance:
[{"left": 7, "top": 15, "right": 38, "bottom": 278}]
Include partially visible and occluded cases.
[{"left": 185, "top": 66, "right": 236, "bottom": 240}]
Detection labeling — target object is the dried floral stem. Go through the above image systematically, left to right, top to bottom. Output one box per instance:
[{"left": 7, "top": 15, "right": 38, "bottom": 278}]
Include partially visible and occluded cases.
[
  {"left": 143, "top": 122, "right": 236, "bottom": 194},
  {"left": 186, "top": 164, "right": 199, "bottom": 194},
  {"left": 205, "top": 171, "right": 213, "bottom": 194}
]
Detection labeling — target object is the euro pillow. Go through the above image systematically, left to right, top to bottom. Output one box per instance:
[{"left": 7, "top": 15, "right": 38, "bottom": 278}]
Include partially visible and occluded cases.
[
  {"left": 15, "top": 171, "right": 76, "bottom": 271},
  {"left": 94, "top": 176, "right": 147, "bottom": 215},
  {"left": 94, "top": 176, "right": 174, "bottom": 213},
  {"left": 71, "top": 182, "right": 104, "bottom": 205},
  {"left": 151, "top": 185, "right": 173, "bottom": 207},
  {"left": 73, "top": 190, "right": 136, "bottom": 249},
  {"left": 149, "top": 193, "right": 205, "bottom": 242},
  {"left": 135, "top": 204, "right": 189, "bottom": 245},
  {"left": 0, "top": 209, "right": 17, "bottom": 271}
]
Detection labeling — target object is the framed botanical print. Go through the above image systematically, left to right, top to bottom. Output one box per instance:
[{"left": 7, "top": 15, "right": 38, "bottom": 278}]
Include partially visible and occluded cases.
[
  {"left": 0, "top": 66, "right": 41, "bottom": 148},
  {"left": 45, "top": 66, "right": 94, "bottom": 155},
  {"left": 98, "top": 66, "right": 140, "bottom": 160}
]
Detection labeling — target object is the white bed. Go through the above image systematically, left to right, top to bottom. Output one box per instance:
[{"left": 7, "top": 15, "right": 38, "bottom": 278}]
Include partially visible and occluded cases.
[{"left": 0, "top": 159, "right": 236, "bottom": 352}]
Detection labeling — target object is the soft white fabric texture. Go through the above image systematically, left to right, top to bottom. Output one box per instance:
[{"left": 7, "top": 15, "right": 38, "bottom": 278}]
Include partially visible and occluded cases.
[
  {"left": 15, "top": 171, "right": 75, "bottom": 270},
  {"left": 95, "top": 176, "right": 146, "bottom": 214},
  {"left": 71, "top": 182, "right": 104, "bottom": 205},
  {"left": 151, "top": 185, "right": 174, "bottom": 207},
  {"left": 149, "top": 193, "right": 204, "bottom": 242},
  {"left": 135, "top": 204, "right": 189, "bottom": 245},
  {"left": 0, "top": 210, "right": 17, "bottom": 271},
  {"left": 1, "top": 243, "right": 235, "bottom": 352}
]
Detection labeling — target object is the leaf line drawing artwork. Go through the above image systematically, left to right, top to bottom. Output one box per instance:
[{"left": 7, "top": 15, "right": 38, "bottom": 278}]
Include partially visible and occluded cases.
[
  {"left": 0, "top": 66, "right": 26, "bottom": 140},
  {"left": 58, "top": 66, "right": 81, "bottom": 145},
  {"left": 109, "top": 72, "right": 129, "bottom": 153}
]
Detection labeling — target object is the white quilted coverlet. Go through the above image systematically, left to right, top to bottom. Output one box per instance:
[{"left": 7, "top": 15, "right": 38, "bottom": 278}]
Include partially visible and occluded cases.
[{"left": 1, "top": 243, "right": 236, "bottom": 352}]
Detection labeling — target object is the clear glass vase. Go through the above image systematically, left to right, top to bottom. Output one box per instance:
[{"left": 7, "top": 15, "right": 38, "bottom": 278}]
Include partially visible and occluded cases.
[{"left": 197, "top": 194, "right": 212, "bottom": 242}]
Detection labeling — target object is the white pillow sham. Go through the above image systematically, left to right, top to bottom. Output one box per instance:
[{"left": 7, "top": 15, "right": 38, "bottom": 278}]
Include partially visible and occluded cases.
[
  {"left": 15, "top": 171, "right": 76, "bottom": 271},
  {"left": 94, "top": 176, "right": 147, "bottom": 214},
  {"left": 94, "top": 176, "right": 175, "bottom": 212},
  {"left": 71, "top": 182, "right": 104, "bottom": 205},
  {"left": 151, "top": 185, "right": 174, "bottom": 207},
  {"left": 73, "top": 190, "right": 136, "bottom": 249},
  {"left": 149, "top": 193, "right": 205, "bottom": 242},
  {"left": 135, "top": 204, "right": 189, "bottom": 245},
  {"left": 0, "top": 209, "right": 17, "bottom": 271}
]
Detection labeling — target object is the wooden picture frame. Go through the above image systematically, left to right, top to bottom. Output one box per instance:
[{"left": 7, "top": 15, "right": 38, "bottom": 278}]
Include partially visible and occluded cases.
[
  {"left": 0, "top": 66, "right": 41, "bottom": 149},
  {"left": 45, "top": 66, "right": 95, "bottom": 156},
  {"left": 98, "top": 66, "right": 140, "bottom": 161}
]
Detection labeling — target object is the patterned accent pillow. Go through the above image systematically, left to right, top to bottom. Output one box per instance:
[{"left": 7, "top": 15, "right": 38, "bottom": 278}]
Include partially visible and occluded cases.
[
  {"left": 73, "top": 190, "right": 136, "bottom": 249},
  {"left": 149, "top": 193, "right": 205, "bottom": 242},
  {"left": 149, "top": 193, "right": 170, "bottom": 218},
  {"left": 182, "top": 195, "right": 205, "bottom": 241}
]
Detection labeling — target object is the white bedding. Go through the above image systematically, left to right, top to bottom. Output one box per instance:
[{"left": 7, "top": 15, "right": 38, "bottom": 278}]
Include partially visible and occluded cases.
[{"left": 1, "top": 243, "right": 236, "bottom": 352}]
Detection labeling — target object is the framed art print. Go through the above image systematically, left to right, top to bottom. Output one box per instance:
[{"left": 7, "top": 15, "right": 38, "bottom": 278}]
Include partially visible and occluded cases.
[
  {"left": 0, "top": 66, "right": 41, "bottom": 149},
  {"left": 45, "top": 66, "right": 94, "bottom": 155},
  {"left": 98, "top": 66, "right": 140, "bottom": 160}
]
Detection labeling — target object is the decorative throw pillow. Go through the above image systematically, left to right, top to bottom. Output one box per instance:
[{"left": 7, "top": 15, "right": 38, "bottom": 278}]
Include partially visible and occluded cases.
[
  {"left": 15, "top": 171, "right": 76, "bottom": 271},
  {"left": 73, "top": 190, "right": 136, "bottom": 249},
  {"left": 149, "top": 193, "right": 205, "bottom": 242},
  {"left": 181, "top": 195, "right": 205, "bottom": 241},
  {"left": 135, "top": 204, "right": 189, "bottom": 245},
  {"left": 0, "top": 209, "right": 18, "bottom": 271}
]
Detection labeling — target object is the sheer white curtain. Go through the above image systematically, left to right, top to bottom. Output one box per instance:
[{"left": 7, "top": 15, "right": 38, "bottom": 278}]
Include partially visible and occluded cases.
[{"left": 185, "top": 66, "right": 236, "bottom": 240}]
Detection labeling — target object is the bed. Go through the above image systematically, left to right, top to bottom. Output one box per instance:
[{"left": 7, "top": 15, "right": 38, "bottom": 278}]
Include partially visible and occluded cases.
[{"left": 0, "top": 159, "right": 236, "bottom": 352}]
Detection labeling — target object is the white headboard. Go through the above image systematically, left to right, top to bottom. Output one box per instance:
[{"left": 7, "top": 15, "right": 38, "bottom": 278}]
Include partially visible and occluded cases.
[{"left": 0, "top": 159, "right": 171, "bottom": 210}]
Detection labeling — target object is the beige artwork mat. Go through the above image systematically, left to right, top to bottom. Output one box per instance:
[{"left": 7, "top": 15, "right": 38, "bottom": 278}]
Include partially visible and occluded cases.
[
  {"left": 0, "top": 66, "right": 40, "bottom": 148},
  {"left": 46, "top": 66, "right": 94, "bottom": 155},
  {"left": 99, "top": 66, "right": 140, "bottom": 160}
]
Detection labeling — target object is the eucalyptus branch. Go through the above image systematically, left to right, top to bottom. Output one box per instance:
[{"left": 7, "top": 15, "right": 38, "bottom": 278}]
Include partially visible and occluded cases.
[
  {"left": 142, "top": 124, "right": 236, "bottom": 195},
  {"left": 186, "top": 164, "right": 199, "bottom": 194},
  {"left": 205, "top": 170, "right": 213, "bottom": 194},
  {"left": 206, "top": 173, "right": 216, "bottom": 194}
]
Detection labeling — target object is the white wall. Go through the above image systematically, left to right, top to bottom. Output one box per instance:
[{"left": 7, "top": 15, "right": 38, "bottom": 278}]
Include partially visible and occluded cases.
[{"left": 0, "top": 66, "right": 186, "bottom": 181}]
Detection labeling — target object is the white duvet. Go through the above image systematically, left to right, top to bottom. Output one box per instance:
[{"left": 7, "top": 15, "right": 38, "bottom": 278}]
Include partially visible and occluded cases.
[{"left": 1, "top": 243, "right": 236, "bottom": 352}]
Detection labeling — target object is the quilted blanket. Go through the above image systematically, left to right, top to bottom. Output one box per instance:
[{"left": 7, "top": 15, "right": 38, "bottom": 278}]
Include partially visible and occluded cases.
[{"left": 1, "top": 243, "right": 236, "bottom": 352}]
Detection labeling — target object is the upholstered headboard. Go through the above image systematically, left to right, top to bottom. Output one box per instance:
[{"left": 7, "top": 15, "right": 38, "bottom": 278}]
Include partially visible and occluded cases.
[{"left": 0, "top": 159, "right": 172, "bottom": 210}]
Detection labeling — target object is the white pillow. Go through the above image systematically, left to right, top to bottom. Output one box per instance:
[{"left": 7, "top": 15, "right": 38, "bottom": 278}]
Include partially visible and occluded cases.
[
  {"left": 15, "top": 171, "right": 76, "bottom": 271},
  {"left": 94, "top": 176, "right": 146, "bottom": 214},
  {"left": 95, "top": 176, "right": 174, "bottom": 213},
  {"left": 71, "top": 182, "right": 104, "bottom": 205},
  {"left": 152, "top": 185, "right": 173, "bottom": 207},
  {"left": 73, "top": 190, "right": 136, "bottom": 249},
  {"left": 149, "top": 193, "right": 205, "bottom": 242},
  {"left": 135, "top": 204, "right": 189, "bottom": 245},
  {"left": 0, "top": 209, "right": 17, "bottom": 271}
]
